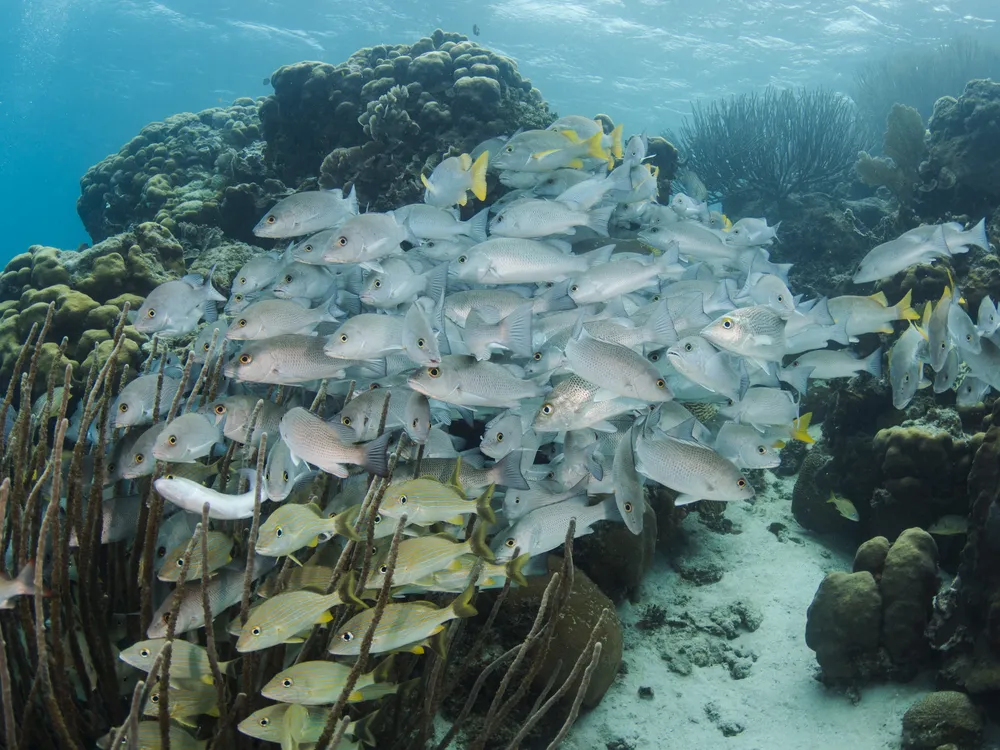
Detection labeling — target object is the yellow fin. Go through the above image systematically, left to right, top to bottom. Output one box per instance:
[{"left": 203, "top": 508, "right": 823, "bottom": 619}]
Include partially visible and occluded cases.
[
  {"left": 610, "top": 123, "right": 624, "bottom": 159},
  {"left": 560, "top": 130, "right": 581, "bottom": 143},
  {"left": 584, "top": 130, "right": 607, "bottom": 160},
  {"left": 531, "top": 149, "right": 560, "bottom": 160},
  {"left": 470, "top": 150, "right": 489, "bottom": 201},
  {"left": 458, "top": 153, "right": 473, "bottom": 170},
  {"left": 567, "top": 159, "right": 584, "bottom": 169},
  {"left": 420, "top": 173, "right": 432, "bottom": 191},
  {"left": 458, "top": 194, "right": 467, "bottom": 206},
  {"left": 897, "top": 289, "right": 920, "bottom": 321},
  {"left": 869, "top": 291, "right": 888, "bottom": 306},
  {"left": 914, "top": 322, "right": 929, "bottom": 341},
  {"left": 791, "top": 413, "right": 814, "bottom": 444},
  {"left": 772, "top": 440, "right": 786, "bottom": 449},
  {"left": 448, "top": 456, "right": 465, "bottom": 495},
  {"left": 307, "top": 536, "right": 319, "bottom": 548},
  {"left": 505, "top": 553, "right": 531, "bottom": 588},
  {"left": 289, "top": 554, "right": 304, "bottom": 567},
  {"left": 315, "top": 610, "right": 333, "bottom": 624},
  {"left": 408, "top": 645, "right": 425, "bottom": 655},
  {"left": 200, "top": 674, "right": 215, "bottom": 686},
  {"left": 349, "top": 690, "right": 365, "bottom": 702}
]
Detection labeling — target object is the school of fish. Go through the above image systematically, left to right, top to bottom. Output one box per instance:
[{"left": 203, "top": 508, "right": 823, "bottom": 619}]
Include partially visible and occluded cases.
[{"left": 45, "top": 115, "right": 991, "bottom": 747}]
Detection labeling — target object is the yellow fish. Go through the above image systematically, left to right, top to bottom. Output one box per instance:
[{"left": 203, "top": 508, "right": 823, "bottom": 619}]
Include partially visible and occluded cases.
[
  {"left": 379, "top": 464, "right": 495, "bottom": 526},
  {"left": 827, "top": 491, "right": 859, "bottom": 522},
  {"left": 255, "top": 502, "right": 342, "bottom": 558},
  {"left": 927, "top": 514, "right": 969, "bottom": 536},
  {"left": 365, "top": 523, "right": 494, "bottom": 589},
  {"left": 156, "top": 530, "right": 234, "bottom": 582},
  {"left": 236, "top": 584, "right": 361, "bottom": 653},
  {"left": 119, "top": 638, "right": 235, "bottom": 686},
  {"left": 260, "top": 657, "right": 395, "bottom": 705},
  {"left": 143, "top": 680, "right": 218, "bottom": 726},
  {"left": 239, "top": 703, "right": 375, "bottom": 746}
]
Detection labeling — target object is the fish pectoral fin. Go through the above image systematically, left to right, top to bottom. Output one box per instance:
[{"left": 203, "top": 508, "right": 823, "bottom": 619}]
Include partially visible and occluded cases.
[
  {"left": 531, "top": 149, "right": 560, "bottom": 161},
  {"left": 567, "top": 159, "right": 584, "bottom": 169},
  {"left": 420, "top": 173, "right": 432, "bottom": 191},
  {"left": 673, "top": 493, "right": 700, "bottom": 506},
  {"left": 307, "top": 536, "right": 319, "bottom": 548},
  {"left": 314, "top": 610, "right": 334, "bottom": 625}
]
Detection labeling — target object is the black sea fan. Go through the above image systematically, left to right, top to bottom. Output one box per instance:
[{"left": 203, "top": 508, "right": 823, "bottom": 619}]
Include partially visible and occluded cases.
[{"left": 677, "top": 87, "right": 875, "bottom": 205}]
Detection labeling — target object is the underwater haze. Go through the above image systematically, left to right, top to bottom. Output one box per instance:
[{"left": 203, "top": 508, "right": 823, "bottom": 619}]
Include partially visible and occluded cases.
[{"left": 0, "top": 0, "right": 997, "bottom": 259}]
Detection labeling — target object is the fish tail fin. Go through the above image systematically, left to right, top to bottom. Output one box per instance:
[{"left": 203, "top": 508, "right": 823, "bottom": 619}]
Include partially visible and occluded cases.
[
  {"left": 610, "top": 123, "right": 624, "bottom": 159},
  {"left": 584, "top": 130, "right": 607, "bottom": 161},
  {"left": 470, "top": 151, "right": 489, "bottom": 202},
  {"left": 586, "top": 204, "right": 615, "bottom": 237},
  {"left": 465, "top": 206, "right": 490, "bottom": 243},
  {"left": 968, "top": 217, "right": 990, "bottom": 252},
  {"left": 204, "top": 263, "right": 227, "bottom": 302},
  {"left": 898, "top": 289, "right": 920, "bottom": 321},
  {"left": 644, "top": 298, "right": 678, "bottom": 347},
  {"left": 202, "top": 299, "right": 220, "bottom": 324},
  {"left": 500, "top": 303, "right": 534, "bottom": 359},
  {"left": 865, "top": 347, "right": 884, "bottom": 378},
  {"left": 780, "top": 364, "right": 812, "bottom": 396},
  {"left": 791, "top": 413, "right": 814, "bottom": 444},
  {"left": 362, "top": 432, "right": 392, "bottom": 477},
  {"left": 494, "top": 452, "right": 529, "bottom": 490},
  {"left": 475, "top": 484, "right": 497, "bottom": 525},
  {"left": 333, "top": 504, "right": 363, "bottom": 542},
  {"left": 469, "top": 520, "right": 495, "bottom": 563},
  {"left": 506, "top": 553, "right": 531, "bottom": 587},
  {"left": 15, "top": 561, "right": 36, "bottom": 597},
  {"left": 337, "top": 570, "right": 368, "bottom": 610},
  {"left": 450, "top": 584, "right": 478, "bottom": 619},
  {"left": 426, "top": 629, "right": 449, "bottom": 658},
  {"left": 354, "top": 708, "right": 381, "bottom": 747}
]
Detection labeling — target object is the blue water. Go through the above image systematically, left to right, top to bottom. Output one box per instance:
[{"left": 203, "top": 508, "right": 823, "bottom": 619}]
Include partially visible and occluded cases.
[{"left": 0, "top": 0, "right": 996, "bottom": 262}]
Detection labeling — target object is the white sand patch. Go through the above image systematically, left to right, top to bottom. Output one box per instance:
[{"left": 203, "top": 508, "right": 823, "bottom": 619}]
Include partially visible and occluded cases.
[{"left": 565, "top": 471, "right": 935, "bottom": 750}]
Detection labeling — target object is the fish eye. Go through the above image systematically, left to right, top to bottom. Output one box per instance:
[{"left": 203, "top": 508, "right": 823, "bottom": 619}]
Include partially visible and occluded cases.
[
  {"left": 505, "top": 145, "right": 513, "bottom": 152},
  {"left": 495, "top": 215, "right": 503, "bottom": 223},
  {"left": 266, "top": 216, "right": 276, "bottom": 225},
  {"left": 337, "top": 236, "right": 348, "bottom": 246},
  {"left": 303, "top": 244, "right": 313, "bottom": 253},
  {"left": 457, "top": 256, "right": 467, "bottom": 264},
  {"left": 283, "top": 274, "right": 293, "bottom": 283},
  {"left": 239, "top": 277, "right": 247, "bottom": 285},
  {"left": 373, "top": 279, "right": 382, "bottom": 288},
  {"left": 570, "top": 284, "right": 578, "bottom": 292},
  {"left": 235, "top": 293, "right": 244, "bottom": 301},
  {"left": 651, "top": 295, "right": 661, "bottom": 302},
  {"left": 777, "top": 295, "right": 784, "bottom": 303},
  {"left": 146, "top": 309, "right": 156, "bottom": 318},
  {"left": 722, "top": 318, "right": 733, "bottom": 329},
  {"left": 238, "top": 319, "right": 247, "bottom": 327},
  {"left": 339, "top": 334, "right": 348, "bottom": 343},
  {"left": 967, "top": 334, "right": 973, "bottom": 342},
  {"left": 417, "top": 338, "right": 426, "bottom": 348},
  {"left": 203, "top": 342, "right": 211, "bottom": 351},
  {"left": 684, "top": 342, "right": 693, "bottom": 352},
  {"left": 941, "top": 342, "right": 947, "bottom": 349},
  {"left": 533, "top": 352, "right": 542, "bottom": 361},
  {"left": 649, "top": 352, "right": 660, "bottom": 362},
  {"left": 239, "top": 354, "right": 252, "bottom": 365},
  {"left": 428, "top": 367, "right": 441, "bottom": 378},
  {"left": 903, "top": 374, "right": 910, "bottom": 383},
  {"left": 656, "top": 379, "right": 666, "bottom": 389},
  {"left": 370, "top": 383, "right": 381, "bottom": 390},
  {"left": 119, "top": 403, "right": 129, "bottom": 413},
  {"left": 541, "top": 403, "right": 553, "bottom": 415},
  {"left": 214, "top": 404, "right": 226, "bottom": 415},
  {"left": 342, "top": 416, "right": 352, "bottom": 426},
  {"left": 412, "top": 418, "right": 420, "bottom": 428},
  {"left": 496, "top": 432, "right": 504, "bottom": 442},
  {"left": 167, "top": 435, "right": 177, "bottom": 445},
  {"left": 757, "top": 446, "right": 767, "bottom": 454},
  {"left": 134, "top": 453, "right": 144, "bottom": 464},
  {"left": 282, "top": 471, "right": 288, "bottom": 481},
  {"left": 164, "top": 473, "right": 174, "bottom": 480},
  {"left": 737, "top": 478, "right": 747, "bottom": 488},
  {"left": 399, "top": 495, "right": 407, "bottom": 505},
  {"left": 624, "top": 502, "right": 633, "bottom": 513},
  {"left": 373, "top": 514, "right": 381, "bottom": 524},
  {"left": 275, "top": 527, "right": 283, "bottom": 537},
  {"left": 504, "top": 538, "right": 516, "bottom": 548},
  {"left": 157, "top": 545, "right": 166, "bottom": 558},
  {"left": 175, "top": 558, "right": 184, "bottom": 567},
  {"left": 379, "top": 565, "right": 388, "bottom": 574},
  {"left": 161, "top": 613, "right": 170, "bottom": 623},
  {"left": 252, "top": 626, "right": 262, "bottom": 636},
  {"left": 341, "top": 631, "right": 355, "bottom": 642},
  {"left": 139, "top": 648, "right": 150, "bottom": 658},
  {"left": 281, "top": 677, "right": 292, "bottom": 687},
  {"left": 150, "top": 694, "right": 159, "bottom": 703},
  {"left": 259, "top": 718, "right": 270, "bottom": 727}
]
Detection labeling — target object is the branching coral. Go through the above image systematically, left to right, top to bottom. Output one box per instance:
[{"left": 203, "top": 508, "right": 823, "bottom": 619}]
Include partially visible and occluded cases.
[{"left": 677, "top": 87, "right": 875, "bottom": 205}]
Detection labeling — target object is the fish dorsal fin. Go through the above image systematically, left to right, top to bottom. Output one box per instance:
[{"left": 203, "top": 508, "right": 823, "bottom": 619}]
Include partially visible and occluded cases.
[
  {"left": 458, "top": 153, "right": 473, "bottom": 171},
  {"left": 868, "top": 291, "right": 888, "bottom": 306},
  {"left": 922, "top": 300, "right": 933, "bottom": 329},
  {"left": 663, "top": 417, "right": 699, "bottom": 444},
  {"left": 448, "top": 457, "right": 465, "bottom": 495}
]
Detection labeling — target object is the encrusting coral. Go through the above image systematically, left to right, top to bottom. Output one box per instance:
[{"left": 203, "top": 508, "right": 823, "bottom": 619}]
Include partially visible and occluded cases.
[{"left": 855, "top": 103, "right": 928, "bottom": 206}]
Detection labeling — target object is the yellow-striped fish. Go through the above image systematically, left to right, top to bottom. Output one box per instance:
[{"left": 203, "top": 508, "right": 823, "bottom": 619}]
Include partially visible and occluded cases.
[
  {"left": 378, "top": 470, "right": 495, "bottom": 526},
  {"left": 256, "top": 503, "right": 341, "bottom": 558},
  {"left": 366, "top": 523, "right": 494, "bottom": 589},
  {"left": 157, "top": 530, "right": 235, "bottom": 582},
  {"left": 398, "top": 552, "right": 531, "bottom": 594},
  {"left": 258, "top": 564, "right": 338, "bottom": 598},
  {"left": 236, "top": 585, "right": 360, "bottom": 653},
  {"left": 329, "top": 586, "right": 477, "bottom": 657},
  {"left": 119, "top": 638, "right": 236, "bottom": 686},
  {"left": 261, "top": 658, "right": 395, "bottom": 706},
  {"left": 143, "top": 680, "right": 218, "bottom": 726},
  {"left": 238, "top": 703, "right": 376, "bottom": 745}
]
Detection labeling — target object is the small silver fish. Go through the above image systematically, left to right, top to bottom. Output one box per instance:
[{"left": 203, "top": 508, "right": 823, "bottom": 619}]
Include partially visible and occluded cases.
[
  {"left": 422, "top": 152, "right": 489, "bottom": 208},
  {"left": 253, "top": 187, "right": 358, "bottom": 238},
  {"left": 320, "top": 213, "right": 408, "bottom": 269},
  {"left": 853, "top": 224, "right": 961, "bottom": 283},
  {"left": 232, "top": 252, "right": 285, "bottom": 294},
  {"left": 271, "top": 263, "right": 338, "bottom": 302},
  {"left": 133, "top": 269, "right": 226, "bottom": 338},
  {"left": 226, "top": 297, "right": 341, "bottom": 340},
  {"left": 463, "top": 304, "right": 534, "bottom": 361},
  {"left": 701, "top": 305, "right": 787, "bottom": 367},
  {"left": 888, "top": 324, "right": 929, "bottom": 410},
  {"left": 564, "top": 328, "right": 673, "bottom": 402},
  {"left": 225, "top": 334, "right": 377, "bottom": 385},
  {"left": 407, "top": 355, "right": 547, "bottom": 409},
  {"left": 112, "top": 375, "right": 183, "bottom": 429},
  {"left": 278, "top": 407, "right": 391, "bottom": 478},
  {"left": 152, "top": 412, "right": 222, "bottom": 463},
  {"left": 713, "top": 422, "right": 782, "bottom": 470},
  {"left": 155, "top": 469, "right": 260, "bottom": 520},
  {"left": 493, "top": 495, "right": 619, "bottom": 561},
  {"left": 0, "top": 562, "right": 37, "bottom": 609}
]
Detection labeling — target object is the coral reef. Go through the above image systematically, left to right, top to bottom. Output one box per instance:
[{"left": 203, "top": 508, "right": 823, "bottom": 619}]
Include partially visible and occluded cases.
[
  {"left": 261, "top": 30, "right": 554, "bottom": 212},
  {"left": 918, "top": 79, "right": 1000, "bottom": 219},
  {"left": 677, "top": 87, "right": 875, "bottom": 207},
  {"left": 77, "top": 99, "right": 283, "bottom": 245},
  {"left": 855, "top": 103, "right": 928, "bottom": 206},
  {"left": 0, "top": 222, "right": 194, "bottom": 384},
  {"left": 805, "top": 529, "right": 940, "bottom": 682},
  {"left": 900, "top": 691, "right": 983, "bottom": 750}
]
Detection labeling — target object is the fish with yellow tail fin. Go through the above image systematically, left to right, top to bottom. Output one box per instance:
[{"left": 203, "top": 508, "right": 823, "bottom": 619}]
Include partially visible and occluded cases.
[
  {"left": 547, "top": 115, "right": 624, "bottom": 161},
  {"left": 491, "top": 128, "right": 609, "bottom": 172},
  {"left": 421, "top": 151, "right": 489, "bottom": 208},
  {"left": 828, "top": 289, "right": 920, "bottom": 340},
  {"left": 378, "top": 462, "right": 498, "bottom": 526},
  {"left": 827, "top": 491, "right": 860, "bottom": 522},
  {"left": 255, "top": 502, "right": 344, "bottom": 558},
  {"left": 365, "top": 522, "right": 495, "bottom": 589},
  {"left": 156, "top": 530, "right": 234, "bottom": 582},
  {"left": 236, "top": 575, "right": 364, "bottom": 652},
  {"left": 329, "top": 585, "right": 478, "bottom": 657},
  {"left": 119, "top": 638, "right": 237, "bottom": 686},
  {"left": 261, "top": 657, "right": 396, "bottom": 705},
  {"left": 143, "top": 680, "right": 219, "bottom": 726},
  {"left": 239, "top": 704, "right": 376, "bottom": 746},
  {"left": 99, "top": 721, "right": 207, "bottom": 750}
]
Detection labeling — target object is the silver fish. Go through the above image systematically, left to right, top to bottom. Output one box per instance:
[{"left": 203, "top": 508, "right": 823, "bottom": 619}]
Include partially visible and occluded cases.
[
  {"left": 422, "top": 152, "right": 489, "bottom": 208},
  {"left": 253, "top": 187, "right": 358, "bottom": 238},
  {"left": 489, "top": 198, "right": 613, "bottom": 239},
  {"left": 394, "top": 203, "right": 489, "bottom": 243},
  {"left": 320, "top": 213, "right": 408, "bottom": 269},
  {"left": 725, "top": 217, "right": 780, "bottom": 246},
  {"left": 852, "top": 224, "right": 959, "bottom": 283},
  {"left": 454, "top": 239, "right": 613, "bottom": 285},
  {"left": 568, "top": 249, "right": 682, "bottom": 304},
  {"left": 232, "top": 252, "right": 285, "bottom": 294},
  {"left": 360, "top": 259, "right": 448, "bottom": 309},
  {"left": 271, "top": 263, "right": 338, "bottom": 302},
  {"left": 133, "top": 269, "right": 226, "bottom": 338},
  {"left": 226, "top": 297, "right": 341, "bottom": 340},
  {"left": 402, "top": 299, "right": 442, "bottom": 366},
  {"left": 463, "top": 304, "right": 534, "bottom": 361},
  {"left": 701, "top": 305, "right": 787, "bottom": 366},
  {"left": 888, "top": 324, "right": 929, "bottom": 410},
  {"left": 564, "top": 328, "right": 673, "bottom": 402},
  {"left": 225, "top": 335, "right": 376, "bottom": 385},
  {"left": 667, "top": 335, "right": 748, "bottom": 401},
  {"left": 407, "top": 355, "right": 547, "bottom": 409},
  {"left": 112, "top": 375, "right": 182, "bottom": 428},
  {"left": 532, "top": 375, "right": 647, "bottom": 433},
  {"left": 719, "top": 386, "right": 799, "bottom": 429},
  {"left": 404, "top": 391, "right": 431, "bottom": 445},
  {"left": 206, "top": 394, "right": 285, "bottom": 446},
  {"left": 278, "top": 407, "right": 391, "bottom": 478},
  {"left": 152, "top": 412, "right": 222, "bottom": 463},
  {"left": 713, "top": 422, "right": 782, "bottom": 470},
  {"left": 119, "top": 423, "right": 168, "bottom": 479},
  {"left": 612, "top": 426, "right": 645, "bottom": 535},
  {"left": 265, "top": 438, "right": 317, "bottom": 502},
  {"left": 155, "top": 470, "right": 259, "bottom": 520},
  {"left": 493, "top": 495, "right": 619, "bottom": 561}
]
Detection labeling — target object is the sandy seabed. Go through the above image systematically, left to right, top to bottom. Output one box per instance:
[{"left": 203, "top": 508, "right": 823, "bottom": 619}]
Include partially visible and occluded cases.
[{"left": 567, "top": 471, "right": 936, "bottom": 750}]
